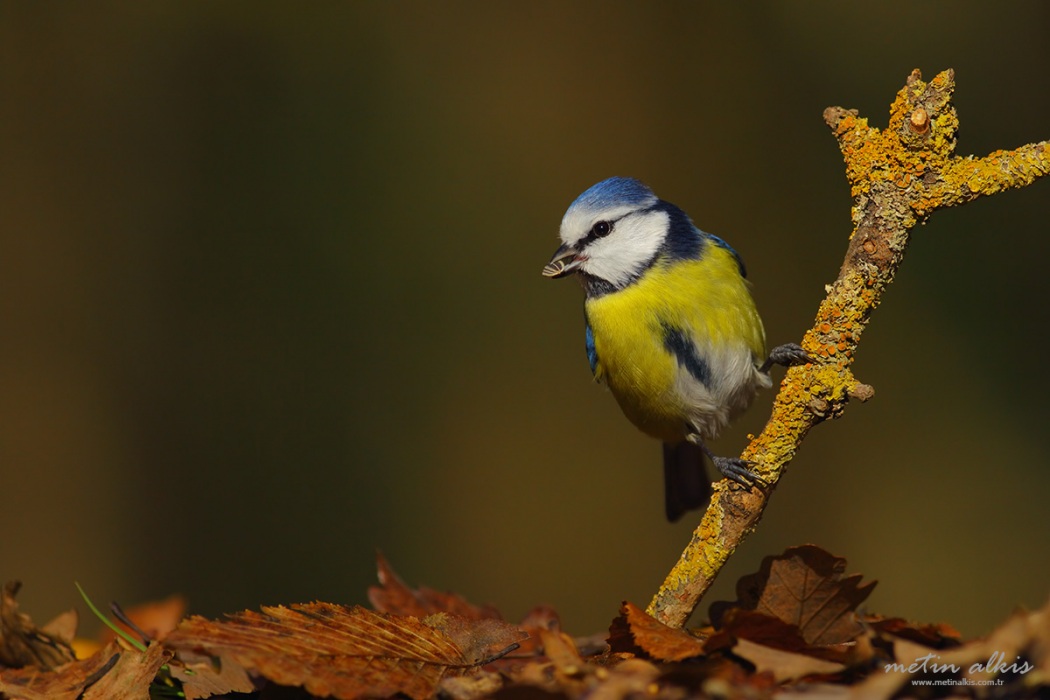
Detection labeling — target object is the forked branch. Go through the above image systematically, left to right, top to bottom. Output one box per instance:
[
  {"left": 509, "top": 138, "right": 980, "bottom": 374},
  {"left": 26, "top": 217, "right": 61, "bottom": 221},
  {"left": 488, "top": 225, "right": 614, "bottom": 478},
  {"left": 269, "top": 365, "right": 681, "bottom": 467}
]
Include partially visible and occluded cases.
[{"left": 647, "top": 69, "right": 1050, "bottom": 627}]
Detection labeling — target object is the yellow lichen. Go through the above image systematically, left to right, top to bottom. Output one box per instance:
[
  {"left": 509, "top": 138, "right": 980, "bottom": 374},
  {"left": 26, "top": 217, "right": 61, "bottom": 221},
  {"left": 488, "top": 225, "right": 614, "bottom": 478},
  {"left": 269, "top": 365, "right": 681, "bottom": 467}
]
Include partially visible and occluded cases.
[{"left": 647, "top": 69, "right": 1048, "bottom": 628}]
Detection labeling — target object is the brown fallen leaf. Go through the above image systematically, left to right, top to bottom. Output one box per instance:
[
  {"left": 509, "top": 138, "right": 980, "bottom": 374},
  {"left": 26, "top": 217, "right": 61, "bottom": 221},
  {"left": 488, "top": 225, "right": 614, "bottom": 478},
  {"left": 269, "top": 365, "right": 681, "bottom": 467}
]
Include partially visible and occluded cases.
[
  {"left": 709, "top": 544, "right": 876, "bottom": 646},
  {"left": 369, "top": 552, "right": 502, "bottom": 620},
  {"left": 368, "top": 553, "right": 559, "bottom": 657},
  {"left": 0, "top": 581, "right": 77, "bottom": 670},
  {"left": 99, "top": 594, "right": 187, "bottom": 645},
  {"left": 853, "top": 595, "right": 1050, "bottom": 698},
  {"left": 607, "top": 601, "right": 705, "bottom": 662},
  {"left": 164, "top": 602, "right": 527, "bottom": 700},
  {"left": 953, "top": 602, "right": 1048, "bottom": 685},
  {"left": 515, "top": 604, "right": 564, "bottom": 656},
  {"left": 702, "top": 609, "right": 859, "bottom": 686},
  {"left": 706, "top": 609, "right": 857, "bottom": 665},
  {"left": 40, "top": 612, "right": 78, "bottom": 655},
  {"left": 423, "top": 612, "right": 530, "bottom": 665},
  {"left": 865, "top": 614, "right": 963, "bottom": 650},
  {"left": 511, "top": 627, "right": 594, "bottom": 697},
  {"left": 537, "top": 627, "right": 584, "bottom": 675},
  {"left": 728, "top": 638, "right": 845, "bottom": 683},
  {"left": 0, "top": 639, "right": 120, "bottom": 700},
  {"left": 80, "top": 642, "right": 171, "bottom": 700},
  {"left": 166, "top": 646, "right": 255, "bottom": 700},
  {"left": 653, "top": 653, "right": 774, "bottom": 698},
  {"left": 590, "top": 657, "right": 662, "bottom": 700},
  {"left": 438, "top": 670, "right": 504, "bottom": 700}
]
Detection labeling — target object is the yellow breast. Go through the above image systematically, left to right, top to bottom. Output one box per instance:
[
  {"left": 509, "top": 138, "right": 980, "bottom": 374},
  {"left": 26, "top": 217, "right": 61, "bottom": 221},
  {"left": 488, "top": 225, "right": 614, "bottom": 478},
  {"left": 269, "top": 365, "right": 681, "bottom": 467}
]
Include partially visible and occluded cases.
[{"left": 585, "top": 246, "right": 766, "bottom": 442}]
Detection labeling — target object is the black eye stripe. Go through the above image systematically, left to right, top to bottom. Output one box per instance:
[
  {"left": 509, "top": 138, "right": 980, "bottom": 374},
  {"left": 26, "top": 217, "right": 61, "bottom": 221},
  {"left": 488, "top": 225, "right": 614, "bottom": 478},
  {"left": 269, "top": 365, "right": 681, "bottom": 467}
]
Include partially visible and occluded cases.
[
  {"left": 579, "top": 205, "right": 661, "bottom": 248},
  {"left": 582, "top": 214, "right": 626, "bottom": 247}
]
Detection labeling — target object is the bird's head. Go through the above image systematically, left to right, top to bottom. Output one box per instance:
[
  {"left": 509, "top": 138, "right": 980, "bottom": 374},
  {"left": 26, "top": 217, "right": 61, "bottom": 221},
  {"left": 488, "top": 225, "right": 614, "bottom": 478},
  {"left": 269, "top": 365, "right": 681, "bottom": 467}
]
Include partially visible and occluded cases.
[{"left": 542, "top": 177, "right": 674, "bottom": 293}]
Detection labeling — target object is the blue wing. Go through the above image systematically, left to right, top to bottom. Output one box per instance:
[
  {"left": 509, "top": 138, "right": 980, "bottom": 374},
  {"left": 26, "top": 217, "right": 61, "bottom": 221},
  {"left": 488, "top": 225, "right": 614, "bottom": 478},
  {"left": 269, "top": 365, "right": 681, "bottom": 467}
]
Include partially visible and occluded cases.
[{"left": 584, "top": 314, "right": 599, "bottom": 376}]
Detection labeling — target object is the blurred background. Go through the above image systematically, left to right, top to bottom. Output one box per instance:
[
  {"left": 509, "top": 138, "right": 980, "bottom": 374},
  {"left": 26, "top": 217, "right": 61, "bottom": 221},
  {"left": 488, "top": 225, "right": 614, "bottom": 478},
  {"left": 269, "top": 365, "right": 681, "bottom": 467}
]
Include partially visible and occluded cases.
[{"left": 2, "top": 2, "right": 1049, "bottom": 640}]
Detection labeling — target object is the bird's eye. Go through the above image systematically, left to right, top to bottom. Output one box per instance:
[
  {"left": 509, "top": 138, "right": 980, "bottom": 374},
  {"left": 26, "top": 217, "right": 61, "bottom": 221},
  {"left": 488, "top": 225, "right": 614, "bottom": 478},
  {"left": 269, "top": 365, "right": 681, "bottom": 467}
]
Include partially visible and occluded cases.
[{"left": 591, "top": 221, "right": 612, "bottom": 238}]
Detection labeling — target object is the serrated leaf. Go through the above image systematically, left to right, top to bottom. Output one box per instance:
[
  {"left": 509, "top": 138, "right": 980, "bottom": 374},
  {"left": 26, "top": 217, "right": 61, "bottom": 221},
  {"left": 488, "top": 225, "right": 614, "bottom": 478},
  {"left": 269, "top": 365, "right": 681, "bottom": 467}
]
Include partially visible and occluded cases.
[{"left": 164, "top": 603, "right": 527, "bottom": 700}]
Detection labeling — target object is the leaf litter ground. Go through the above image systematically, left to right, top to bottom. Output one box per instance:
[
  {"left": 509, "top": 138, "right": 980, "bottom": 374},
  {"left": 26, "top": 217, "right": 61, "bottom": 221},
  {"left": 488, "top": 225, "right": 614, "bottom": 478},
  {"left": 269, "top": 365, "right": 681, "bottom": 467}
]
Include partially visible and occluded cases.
[{"left": 1, "top": 545, "right": 1047, "bottom": 699}]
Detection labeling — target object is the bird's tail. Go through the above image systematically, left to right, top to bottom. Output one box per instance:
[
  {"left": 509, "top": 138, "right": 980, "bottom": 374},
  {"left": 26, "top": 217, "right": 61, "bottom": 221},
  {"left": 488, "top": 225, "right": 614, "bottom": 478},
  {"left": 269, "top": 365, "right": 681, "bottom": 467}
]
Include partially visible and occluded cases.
[{"left": 662, "top": 441, "right": 711, "bottom": 522}]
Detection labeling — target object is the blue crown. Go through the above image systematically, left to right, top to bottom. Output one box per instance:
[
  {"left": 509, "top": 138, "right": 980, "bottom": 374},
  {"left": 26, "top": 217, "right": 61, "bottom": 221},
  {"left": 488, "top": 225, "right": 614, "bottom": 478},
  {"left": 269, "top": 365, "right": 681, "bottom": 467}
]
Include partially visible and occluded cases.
[{"left": 569, "top": 177, "right": 657, "bottom": 214}]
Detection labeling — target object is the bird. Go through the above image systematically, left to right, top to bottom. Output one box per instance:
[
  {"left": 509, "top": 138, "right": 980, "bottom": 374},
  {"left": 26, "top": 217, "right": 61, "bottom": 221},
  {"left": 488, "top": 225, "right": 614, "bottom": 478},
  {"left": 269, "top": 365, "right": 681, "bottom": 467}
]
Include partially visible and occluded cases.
[{"left": 542, "top": 177, "right": 809, "bottom": 522}]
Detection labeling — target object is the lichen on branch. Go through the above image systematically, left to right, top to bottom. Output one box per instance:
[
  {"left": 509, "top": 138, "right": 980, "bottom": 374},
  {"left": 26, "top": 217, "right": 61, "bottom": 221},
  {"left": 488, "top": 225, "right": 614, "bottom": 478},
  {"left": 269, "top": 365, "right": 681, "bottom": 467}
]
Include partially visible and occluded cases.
[{"left": 647, "top": 68, "right": 1049, "bottom": 628}]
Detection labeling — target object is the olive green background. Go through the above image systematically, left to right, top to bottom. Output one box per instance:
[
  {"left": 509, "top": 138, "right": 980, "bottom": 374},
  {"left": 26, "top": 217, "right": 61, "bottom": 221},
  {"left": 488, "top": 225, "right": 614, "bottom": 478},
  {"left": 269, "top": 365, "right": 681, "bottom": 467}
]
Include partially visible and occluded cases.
[{"left": 3, "top": 2, "right": 1049, "bottom": 638}]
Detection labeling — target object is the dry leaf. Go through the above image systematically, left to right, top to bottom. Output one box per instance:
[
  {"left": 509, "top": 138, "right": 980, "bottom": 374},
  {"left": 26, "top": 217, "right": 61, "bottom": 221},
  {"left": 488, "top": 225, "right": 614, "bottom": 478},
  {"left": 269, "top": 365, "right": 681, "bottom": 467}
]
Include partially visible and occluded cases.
[
  {"left": 710, "top": 545, "right": 875, "bottom": 646},
  {"left": 369, "top": 553, "right": 501, "bottom": 620},
  {"left": 369, "top": 554, "right": 555, "bottom": 657},
  {"left": 0, "top": 581, "right": 76, "bottom": 670},
  {"left": 98, "top": 595, "right": 187, "bottom": 645},
  {"left": 851, "top": 597, "right": 1050, "bottom": 698},
  {"left": 913, "top": 597, "right": 1047, "bottom": 683},
  {"left": 607, "top": 601, "right": 706, "bottom": 662},
  {"left": 164, "top": 602, "right": 527, "bottom": 700},
  {"left": 515, "top": 604, "right": 564, "bottom": 656},
  {"left": 704, "top": 609, "right": 853, "bottom": 684},
  {"left": 706, "top": 609, "right": 857, "bottom": 666},
  {"left": 708, "top": 609, "right": 806, "bottom": 648},
  {"left": 40, "top": 611, "right": 78, "bottom": 651},
  {"left": 421, "top": 612, "right": 530, "bottom": 665},
  {"left": 865, "top": 614, "right": 962, "bottom": 649},
  {"left": 508, "top": 628, "right": 591, "bottom": 697},
  {"left": 537, "top": 628, "right": 583, "bottom": 674},
  {"left": 848, "top": 634, "right": 960, "bottom": 699},
  {"left": 729, "top": 638, "right": 845, "bottom": 683},
  {"left": 0, "top": 640, "right": 120, "bottom": 700},
  {"left": 81, "top": 642, "right": 171, "bottom": 700},
  {"left": 166, "top": 647, "right": 254, "bottom": 700},
  {"left": 653, "top": 653, "right": 771, "bottom": 698},
  {"left": 588, "top": 657, "right": 661, "bottom": 700},
  {"left": 438, "top": 670, "right": 504, "bottom": 700}
]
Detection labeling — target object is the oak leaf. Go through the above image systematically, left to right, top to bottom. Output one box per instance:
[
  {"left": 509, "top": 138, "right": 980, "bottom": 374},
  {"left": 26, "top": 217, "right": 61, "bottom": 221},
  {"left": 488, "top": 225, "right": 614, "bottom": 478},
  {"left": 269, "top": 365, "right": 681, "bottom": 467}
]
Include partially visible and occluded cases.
[
  {"left": 710, "top": 545, "right": 875, "bottom": 646},
  {"left": 164, "top": 602, "right": 527, "bottom": 700}
]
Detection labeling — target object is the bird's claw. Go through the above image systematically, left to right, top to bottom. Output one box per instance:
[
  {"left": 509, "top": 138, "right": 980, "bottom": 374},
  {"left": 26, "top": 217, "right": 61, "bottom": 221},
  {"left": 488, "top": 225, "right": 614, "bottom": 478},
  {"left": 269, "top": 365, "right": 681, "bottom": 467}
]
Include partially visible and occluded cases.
[
  {"left": 760, "top": 342, "right": 813, "bottom": 373},
  {"left": 711, "top": 456, "right": 767, "bottom": 490}
]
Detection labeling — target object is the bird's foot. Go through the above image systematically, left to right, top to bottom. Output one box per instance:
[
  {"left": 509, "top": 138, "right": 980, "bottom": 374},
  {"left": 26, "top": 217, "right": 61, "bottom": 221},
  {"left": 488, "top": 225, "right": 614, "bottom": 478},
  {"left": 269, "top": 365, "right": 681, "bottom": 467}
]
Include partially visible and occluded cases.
[
  {"left": 760, "top": 343, "right": 813, "bottom": 373},
  {"left": 687, "top": 433, "right": 768, "bottom": 492},
  {"left": 710, "top": 456, "right": 767, "bottom": 491}
]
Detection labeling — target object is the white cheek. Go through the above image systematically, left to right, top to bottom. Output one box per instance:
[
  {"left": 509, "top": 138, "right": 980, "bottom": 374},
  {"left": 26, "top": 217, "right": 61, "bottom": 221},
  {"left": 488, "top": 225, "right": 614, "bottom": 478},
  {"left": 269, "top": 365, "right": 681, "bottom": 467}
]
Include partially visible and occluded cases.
[
  {"left": 560, "top": 204, "right": 642, "bottom": 246},
  {"left": 582, "top": 210, "right": 669, "bottom": 287}
]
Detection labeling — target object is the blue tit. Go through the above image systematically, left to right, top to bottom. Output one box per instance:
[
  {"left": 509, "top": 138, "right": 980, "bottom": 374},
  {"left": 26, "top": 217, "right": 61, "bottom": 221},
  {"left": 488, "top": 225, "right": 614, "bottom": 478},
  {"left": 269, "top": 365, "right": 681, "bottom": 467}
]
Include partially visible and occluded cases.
[{"left": 543, "top": 177, "right": 808, "bottom": 521}]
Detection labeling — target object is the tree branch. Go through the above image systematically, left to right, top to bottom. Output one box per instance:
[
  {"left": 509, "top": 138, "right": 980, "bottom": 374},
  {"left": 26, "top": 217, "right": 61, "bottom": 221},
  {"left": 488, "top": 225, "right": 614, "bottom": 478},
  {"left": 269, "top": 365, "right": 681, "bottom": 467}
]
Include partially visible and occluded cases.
[{"left": 646, "top": 68, "right": 1050, "bottom": 628}]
